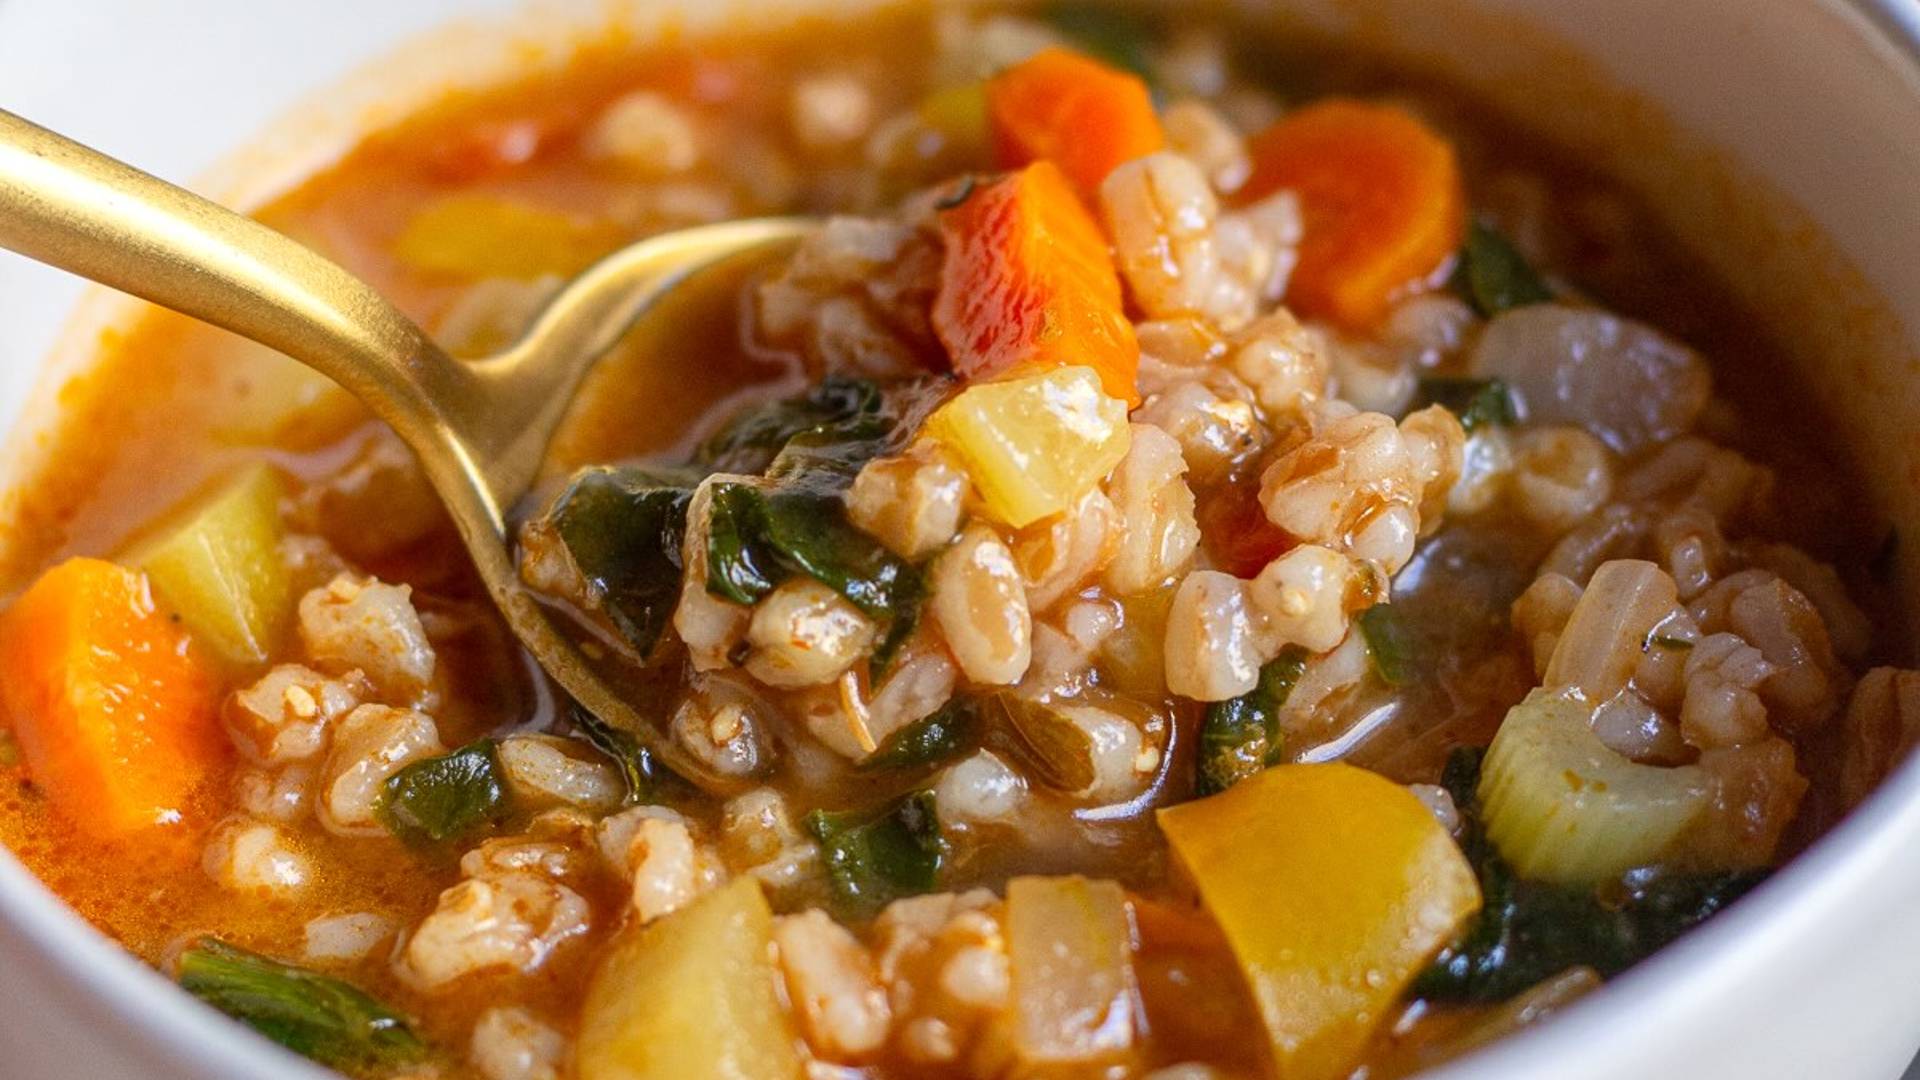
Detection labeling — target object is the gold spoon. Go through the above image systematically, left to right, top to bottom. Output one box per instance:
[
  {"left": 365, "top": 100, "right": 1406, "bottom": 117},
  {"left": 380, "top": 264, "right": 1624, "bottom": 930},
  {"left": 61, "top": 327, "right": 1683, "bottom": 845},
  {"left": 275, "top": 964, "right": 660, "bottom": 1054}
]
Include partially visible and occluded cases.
[{"left": 0, "top": 108, "right": 815, "bottom": 789}]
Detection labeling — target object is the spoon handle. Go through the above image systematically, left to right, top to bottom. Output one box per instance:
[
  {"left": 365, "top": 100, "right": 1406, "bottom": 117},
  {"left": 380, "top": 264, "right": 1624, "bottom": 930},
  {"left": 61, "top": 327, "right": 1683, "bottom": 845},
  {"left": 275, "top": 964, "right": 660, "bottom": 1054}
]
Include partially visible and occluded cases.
[{"left": 0, "top": 108, "right": 487, "bottom": 489}]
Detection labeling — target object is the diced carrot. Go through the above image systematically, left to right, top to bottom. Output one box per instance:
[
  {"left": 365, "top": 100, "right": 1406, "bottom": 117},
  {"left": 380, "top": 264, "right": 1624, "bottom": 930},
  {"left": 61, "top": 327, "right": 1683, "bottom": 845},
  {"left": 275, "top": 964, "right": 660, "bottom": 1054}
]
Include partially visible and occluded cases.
[
  {"left": 987, "top": 47, "right": 1164, "bottom": 200},
  {"left": 1237, "top": 99, "right": 1465, "bottom": 328},
  {"left": 933, "top": 161, "right": 1140, "bottom": 405},
  {"left": 1197, "top": 481, "right": 1293, "bottom": 579},
  {"left": 0, "top": 558, "right": 229, "bottom": 838}
]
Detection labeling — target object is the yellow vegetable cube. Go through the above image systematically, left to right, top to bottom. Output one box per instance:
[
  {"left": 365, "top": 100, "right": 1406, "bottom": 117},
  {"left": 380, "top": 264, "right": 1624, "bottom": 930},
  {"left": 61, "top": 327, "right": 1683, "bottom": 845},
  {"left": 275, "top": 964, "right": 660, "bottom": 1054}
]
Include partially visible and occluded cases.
[
  {"left": 393, "top": 194, "right": 627, "bottom": 280},
  {"left": 925, "top": 365, "right": 1130, "bottom": 528},
  {"left": 127, "top": 464, "right": 291, "bottom": 667},
  {"left": 1157, "top": 764, "right": 1480, "bottom": 1080},
  {"left": 576, "top": 877, "right": 802, "bottom": 1080}
]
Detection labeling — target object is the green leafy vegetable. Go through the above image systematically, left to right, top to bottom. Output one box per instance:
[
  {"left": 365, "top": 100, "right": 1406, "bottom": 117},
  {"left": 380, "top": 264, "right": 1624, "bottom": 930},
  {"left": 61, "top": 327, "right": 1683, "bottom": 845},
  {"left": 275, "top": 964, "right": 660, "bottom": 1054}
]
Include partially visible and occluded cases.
[
  {"left": 1041, "top": 2, "right": 1157, "bottom": 85},
  {"left": 1451, "top": 219, "right": 1554, "bottom": 316},
  {"left": 697, "top": 376, "right": 889, "bottom": 475},
  {"left": 1414, "top": 377, "right": 1518, "bottom": 434},
  {"left": 537, "top": 466, "right": 699, "bottom": 656},
  {"left": 705, "top": 482, "right": 924, "bottom": 642},
  {"left": 1357, "top": 604, "right": 1416, "bottom": 686},
  {"left": 1648, "top": 634, "right": 1695, "bottom": 652},
  {"left": 1195, "top": 646, "right": 1308, "bottom": 796},
  {"left": 858, "top": 699, "right": 984, "bottom": 773},
  {"left": 570, "top": 705, "right": 671, "bottom": 804},
  {"left": 378, "top": 739, "right": 510, "bottom": 846},
  {"left": 1416, "top": 747, "right": 1766, "bottom": 1003},
  {"left": 806, "top": 791, "right": 946, "bottom": 917},
  {"left": 178, "top": 938, "right": 426, "bottom": 1070}
]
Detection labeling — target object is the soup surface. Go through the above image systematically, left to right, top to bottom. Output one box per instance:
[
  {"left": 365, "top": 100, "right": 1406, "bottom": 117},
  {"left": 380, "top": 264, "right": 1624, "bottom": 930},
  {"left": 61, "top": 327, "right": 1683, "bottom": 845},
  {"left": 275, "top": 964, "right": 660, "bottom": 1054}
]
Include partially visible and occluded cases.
[{"left": 0, "top": 5, "right": 1914, "bottom": 1080}]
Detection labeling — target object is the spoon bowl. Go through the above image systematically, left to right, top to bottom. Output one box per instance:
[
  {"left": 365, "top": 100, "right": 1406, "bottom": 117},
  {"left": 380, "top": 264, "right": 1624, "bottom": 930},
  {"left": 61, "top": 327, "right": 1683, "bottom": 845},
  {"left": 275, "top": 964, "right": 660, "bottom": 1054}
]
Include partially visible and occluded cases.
[{"left": 0, "top": 107, "right": 816, "bottom": 786}]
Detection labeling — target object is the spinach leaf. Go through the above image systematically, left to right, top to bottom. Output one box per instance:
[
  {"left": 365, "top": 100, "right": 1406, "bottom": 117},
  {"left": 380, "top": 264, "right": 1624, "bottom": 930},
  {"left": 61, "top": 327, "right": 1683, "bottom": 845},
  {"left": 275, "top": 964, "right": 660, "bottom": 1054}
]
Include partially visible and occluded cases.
[
  {"left": 1041, "top": 2, "right": 1157, "bottom": 84},
  {"left": 1451, "top": 219, "right": 1554, "bottom": 317},
  {"left": 698, "top": 376, "right": 888, "bottom": 475},
  {"left": 1414, "top": 377, "right": 1518, "bottom": 435},
  {"left": 539, "top": 465, "right": 699, "bottom": 656},
  {"left": 705, "top": 482, "right": 925, "bottom": 645},
  {"left": 1357, "top": 604, "right": 1417, "bottom": 686},
  {"left": 1196, "top": 646, "right": 1308, "bottom": 796},
  {"left": 858, "top": 699, "right": 984, "bottom": 773},
  {"left": 570, "top": 705, "right": 671, "bottom": 804},
  {"left": 378, "top": 739, "right": 510, "bottom": 846},
  {"left": 1416, "top": 747, "right": 1766, "bottom": 1003},
  {"left": 806, "top": 791, "right": 946, "bottom": 918},
  {"left": 178, "top": 938, "right": 426, "bottom": 1070}
]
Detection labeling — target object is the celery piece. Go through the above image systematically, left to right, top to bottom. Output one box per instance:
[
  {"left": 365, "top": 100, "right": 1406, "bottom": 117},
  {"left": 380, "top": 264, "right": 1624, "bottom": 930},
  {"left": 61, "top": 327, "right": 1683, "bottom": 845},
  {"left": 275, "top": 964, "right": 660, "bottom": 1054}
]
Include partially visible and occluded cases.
[{"left": 1478, "top": 688, "right": 1710, "bottom": 885}]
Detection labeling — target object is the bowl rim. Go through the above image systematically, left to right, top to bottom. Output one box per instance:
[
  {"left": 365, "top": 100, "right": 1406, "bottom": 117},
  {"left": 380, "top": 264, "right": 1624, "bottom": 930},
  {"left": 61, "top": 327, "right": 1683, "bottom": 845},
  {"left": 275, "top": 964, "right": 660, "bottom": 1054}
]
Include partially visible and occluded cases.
[{"left": 0, "top": 1, "right": 1917, "bottom": 1078}]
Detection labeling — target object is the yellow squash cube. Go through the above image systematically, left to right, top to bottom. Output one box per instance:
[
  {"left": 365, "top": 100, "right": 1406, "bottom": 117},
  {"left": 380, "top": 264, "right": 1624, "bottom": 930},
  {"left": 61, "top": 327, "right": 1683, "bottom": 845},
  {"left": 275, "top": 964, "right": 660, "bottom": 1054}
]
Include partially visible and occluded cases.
[{"left": 1158, "top": 764, "right": 1481, "bottom": 1080}]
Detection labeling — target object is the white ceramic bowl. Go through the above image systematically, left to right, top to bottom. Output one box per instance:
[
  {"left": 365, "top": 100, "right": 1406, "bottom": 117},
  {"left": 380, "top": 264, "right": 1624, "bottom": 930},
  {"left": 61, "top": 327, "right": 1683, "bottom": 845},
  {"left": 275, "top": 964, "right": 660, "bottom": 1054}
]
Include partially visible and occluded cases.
[{"left": 3, "top": 1, "right": 1920, "bottom": 1077}]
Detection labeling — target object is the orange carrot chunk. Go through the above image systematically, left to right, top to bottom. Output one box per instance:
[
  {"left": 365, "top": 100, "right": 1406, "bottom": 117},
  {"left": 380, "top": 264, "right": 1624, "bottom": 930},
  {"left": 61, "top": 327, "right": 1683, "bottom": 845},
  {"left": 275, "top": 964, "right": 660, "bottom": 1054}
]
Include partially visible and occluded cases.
[
  {"left": 987, "top": 47, "right": 1164, "bottom": 200},
  {"left": 1238, "top": 99, "right": 1465, "bottom": 328},
  {"left": 933, "top": 161, "right": 1140, "bottom": 405},
  {"left": 0, "top": 557, "right": 229, "bottom": 838}
]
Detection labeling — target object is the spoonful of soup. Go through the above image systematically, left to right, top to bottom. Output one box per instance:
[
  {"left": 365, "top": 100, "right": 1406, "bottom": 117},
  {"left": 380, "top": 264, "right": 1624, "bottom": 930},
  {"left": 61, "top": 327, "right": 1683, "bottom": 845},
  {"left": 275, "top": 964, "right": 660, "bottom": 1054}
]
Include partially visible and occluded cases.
[{"left": 0, "top": 108, "right": 815, "bottom": 788}]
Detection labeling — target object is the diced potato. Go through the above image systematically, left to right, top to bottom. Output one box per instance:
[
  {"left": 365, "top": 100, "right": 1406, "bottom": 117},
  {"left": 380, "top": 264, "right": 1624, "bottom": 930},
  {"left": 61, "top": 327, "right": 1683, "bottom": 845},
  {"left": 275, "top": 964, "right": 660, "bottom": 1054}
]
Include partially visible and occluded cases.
[
  {"left": 393, "top": 194, "right": 627, "bottom": 280},
  {"left": 205, "top": 339, "right": 362, "bottom": 449},
  {"left": 925, "top": 365, "right": 1131, "bottom": 528},
  {"left": 127, "top": 465, "right": 292, "bottom": 667},
  {"left": 1479, "top": 688, "right": 1710, "bottom": 885},
  {"left": 1157, "top": 764, "right": 1480, "bottom": 1080},
  {"left": 1007, "top": 875, "right": 1135, "bottom": 1067},
  {"left": 576, "top": 877, "right": 802, "bottom": 1080}
]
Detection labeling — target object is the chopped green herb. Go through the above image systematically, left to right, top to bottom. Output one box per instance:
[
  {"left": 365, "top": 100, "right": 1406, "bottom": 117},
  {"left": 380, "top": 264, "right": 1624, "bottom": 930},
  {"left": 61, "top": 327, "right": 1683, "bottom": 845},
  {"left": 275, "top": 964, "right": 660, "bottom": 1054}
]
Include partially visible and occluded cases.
[
  {"left": 1041, "top": 2, "right": 1158, "bottom": 85},
  {"left": 1451, "top": 219, "right": 1554, "bottom": 317},
  {"left": 1415, "top": 376, "right": 1518, "bottom": 434},
  {"left": 538, "top": 465, "right": 699, "bottom": 657},
  {"left": 1357, "top": 604, "right": 1417, "bottom": 686},
  {"left": 1648, "top": 634, "right": 1695, "bottom": 652},
  {"left": 1196, "top": 646, "right": 1308, "bottom": 796},
  {"left": 858, "top": 699, "right": 983, "bottom": 773},
  {"left": 570, "top": 706, "right": 670, "bottom": 804},
  {"left": 377, "top": 739, "right": 509, "bottom": 846},
  {"left": 1415, "top": 747, "right": 1766, "bottom": 1003},
  {"left": 806, "top": 791, "right": 946, "bottom": 918},
  {"left": 178, "top": 938, "right": 426, "bottom": 1070}
]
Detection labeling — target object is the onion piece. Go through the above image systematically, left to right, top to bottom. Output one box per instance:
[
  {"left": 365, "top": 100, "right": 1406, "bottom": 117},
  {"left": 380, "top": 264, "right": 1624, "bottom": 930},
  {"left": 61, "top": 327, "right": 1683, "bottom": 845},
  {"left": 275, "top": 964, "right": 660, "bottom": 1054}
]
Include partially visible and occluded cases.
[
  {"left": 1470, "top": 304, "right": 1709, "bottom": 453},
  {"left": 1543, "top": 559, "right": 1677, "bottom": 701},
  {"left": 1006, "top": 875, "right": 1136, "bottom": 1067}
]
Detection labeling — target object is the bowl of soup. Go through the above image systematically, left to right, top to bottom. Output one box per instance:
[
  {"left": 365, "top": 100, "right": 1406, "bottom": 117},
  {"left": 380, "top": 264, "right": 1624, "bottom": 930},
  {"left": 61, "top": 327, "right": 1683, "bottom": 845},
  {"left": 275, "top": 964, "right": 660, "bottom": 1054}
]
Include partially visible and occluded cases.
[{"left": 1, "top": 1, "right": 1919, "bottom": 1078}]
